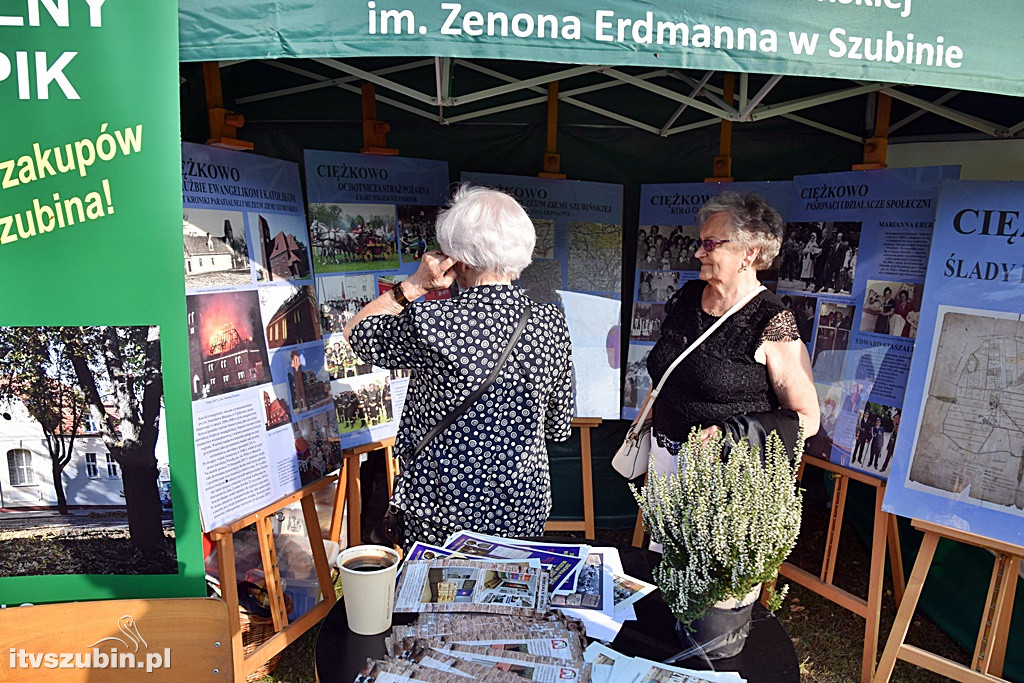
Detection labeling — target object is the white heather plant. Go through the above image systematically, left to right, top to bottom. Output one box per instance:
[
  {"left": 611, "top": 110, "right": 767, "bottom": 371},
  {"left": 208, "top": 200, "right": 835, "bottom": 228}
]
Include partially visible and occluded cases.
[{"left": 631, "top": 428, "right": 803, "bottom": 626}]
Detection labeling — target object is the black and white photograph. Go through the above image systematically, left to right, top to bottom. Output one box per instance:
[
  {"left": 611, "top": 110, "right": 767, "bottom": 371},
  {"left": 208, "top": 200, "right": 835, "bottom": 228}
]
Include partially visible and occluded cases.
[
  {"left": 398, "top": 205, "right": 440, "bottom": 263},
  {"left": 183, "top": 208, "right": 253, "bottom": 290},
  {"left": 778, "top": 221, "right": 861, "bottom": 295},
  {"left": 637, "top": 225, "right": 703, "bottom": 271},
  {"left": 637, "top": 271, "right": 679, "bottom": 303},
  {"left": 861, "top": 280, "right": 923, "bottom": 338},
  {"left": 186, "top": 290, "right": 270, "bottom": 401},
  {"left": 779, "top": 293, "right": 818, "bottom": 343},
  {"left": 811, "top": 302, "right": 855, "bottom": 366},
  {"left": 631, "top": 303, "right": 666, "bottom": 343},
  {"left": 0, "top": 325, "right": 178, "bottom": 577},
  {"left": 622, "top": 345, "right": 653, "bottom": 411},
  {"left": 806, "top": 382, "right": 844, "bottom": 460},
  {"left": 849, "top": 402, "right": 901, "bottom": 475}
]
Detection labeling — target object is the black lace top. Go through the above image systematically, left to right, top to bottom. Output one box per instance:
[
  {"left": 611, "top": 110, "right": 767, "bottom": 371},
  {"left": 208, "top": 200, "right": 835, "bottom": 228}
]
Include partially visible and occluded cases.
[{"left": 647, "top": 279, "right": 800, "bottom": 449}]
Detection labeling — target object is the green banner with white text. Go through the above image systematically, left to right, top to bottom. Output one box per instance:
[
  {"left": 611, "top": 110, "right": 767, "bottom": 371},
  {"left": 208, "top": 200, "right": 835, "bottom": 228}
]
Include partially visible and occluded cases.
[
  {"left": 179, "top": 0, "right": 1024, "bottom": 96},
  {"left": 0, "top": 3, "right": 205, "bottom": 604}
]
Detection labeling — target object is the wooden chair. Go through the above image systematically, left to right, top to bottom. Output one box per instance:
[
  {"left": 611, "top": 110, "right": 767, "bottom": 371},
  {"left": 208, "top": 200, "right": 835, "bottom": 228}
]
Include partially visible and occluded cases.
[{"left": 0, "top": 597, "right": 233, "bottom": 681}]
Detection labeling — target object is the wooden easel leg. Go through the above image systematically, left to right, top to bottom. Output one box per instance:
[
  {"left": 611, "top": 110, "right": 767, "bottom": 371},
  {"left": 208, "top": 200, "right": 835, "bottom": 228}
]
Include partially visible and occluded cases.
[
  {"left": 579, "top": 425, "right": 596, "bottom": 539},
  {"left": 384, "top": 445, "right": 398, "bottom": 499},
  {"left": 346, "top": 452, "right": 362, "bottom": 547},
  {"left": 329, "top": 471, "right": 347, "bottom": 546},
  {"left": 821, "top": 474, "right": 848, "bottom": 584},
  {"left": 862, "top": 485, "right": 887, "bottom": 683},
  {"left": 302, "top": 494, "right": 338, "bottom": 608},
  {"left": 632, "top": 508, "right": 645, "bottom": 549},
  {"left": 885, "top": 512, "right": 906, "bottom": 606},
  {"left": 256, "top": 515, "right": 289, "bottom": 630},
  {"left": 872, "top": 530, "right": 940, "bottom": 682},
  {"left": 215, "top": 532, "right": 245, "bottom": 683},
  {"left": 973, "top": 553, "right": 1020, "bottom": 677},
  {"left": 988, "top": 554, "right": 1020, "bottom": 677}
]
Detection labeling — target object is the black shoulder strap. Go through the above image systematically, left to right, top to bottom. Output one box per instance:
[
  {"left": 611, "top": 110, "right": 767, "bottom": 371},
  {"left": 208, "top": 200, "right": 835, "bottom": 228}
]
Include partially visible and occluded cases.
[{"left": 409, "top": 303, "right": 532, "bottom": 457}]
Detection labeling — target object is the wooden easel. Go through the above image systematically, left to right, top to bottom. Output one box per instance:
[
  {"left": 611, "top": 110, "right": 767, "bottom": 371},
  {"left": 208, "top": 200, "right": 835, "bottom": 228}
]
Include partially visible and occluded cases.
[
  {"left": 545, "top": 417, "right": 602, "bottom": 538},
  {"left": 335, "top": 437, "right": 397, "bottom": 547},
  {"left": 778, "top": 457, "right": 905, "bottom": 683},
  {"left": 209, "top": 474, "right": 341, "bottom": 682},
  {"left": 873, "top": 519, "right": 1022, "bottom": 683}
]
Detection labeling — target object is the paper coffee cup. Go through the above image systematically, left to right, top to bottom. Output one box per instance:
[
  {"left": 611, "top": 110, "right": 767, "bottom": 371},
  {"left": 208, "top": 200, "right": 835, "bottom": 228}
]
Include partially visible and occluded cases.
[{"left": 336, "top": 545, "right": 400, "bottom": 635}]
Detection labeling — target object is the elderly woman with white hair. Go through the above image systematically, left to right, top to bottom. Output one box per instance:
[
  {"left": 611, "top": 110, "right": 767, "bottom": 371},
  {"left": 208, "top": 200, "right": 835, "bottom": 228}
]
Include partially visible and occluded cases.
[
  {"left": 343, "top": 185, "right": 574, "bottom": 548},
  {"left": 638, "top": 192, "right": 819, "bottom": 478}
]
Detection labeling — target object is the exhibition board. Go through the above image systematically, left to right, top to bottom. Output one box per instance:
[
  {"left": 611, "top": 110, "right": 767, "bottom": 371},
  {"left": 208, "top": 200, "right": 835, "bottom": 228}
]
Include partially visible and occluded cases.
[
  {"left": 0, "top": 5, "right": 205, "bottom": 603},
  {"left": 181, "top": 143, "right": 342, "bottom": 532},
  {"left": 303, "top": 150, "right": 451, "bottom": 450},
  {"left": 779, "top": 166, "right": 960, "bottom": 479},
  {"left": 462, "top": 172, "right": 625, "bottom": 419},
  {"left": 883, "top": 179, "right": 1024, "bottom": 549},
  {"left": 623, "top": 180, "right": 792, "bottom": 421}
]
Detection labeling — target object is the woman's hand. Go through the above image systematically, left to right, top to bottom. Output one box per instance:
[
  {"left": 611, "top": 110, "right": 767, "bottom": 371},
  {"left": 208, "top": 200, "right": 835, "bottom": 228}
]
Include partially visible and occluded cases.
[
  {"left": 404, "top": 250, "right": 457, "bottom": 298},
  {"left": 698, "top": 425, "right": 721, "bottom": 444}
]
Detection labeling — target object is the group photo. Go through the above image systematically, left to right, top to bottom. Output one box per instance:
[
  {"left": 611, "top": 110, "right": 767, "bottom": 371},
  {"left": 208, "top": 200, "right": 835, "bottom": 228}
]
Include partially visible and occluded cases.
[
  {"left": 778, "top": 221, "right": 861, "bottom": 295},
  {"left": 861, "top": 280, "right": 923, "bottom": 338}
]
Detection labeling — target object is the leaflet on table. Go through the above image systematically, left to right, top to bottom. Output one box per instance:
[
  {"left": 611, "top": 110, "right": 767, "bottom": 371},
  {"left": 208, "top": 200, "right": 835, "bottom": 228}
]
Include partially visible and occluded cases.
[
  {"left": 181, "top": 143, "right": 342, "bottom": 532},
  {"left": 304, "top": 150, "right": 450, "bottom": 450},
  {"left": 777, "top": 166, "right": 960, "bottom": 480},
  {"left": 462, "top": 172, "right": 624, "bottom": 419},
  {"left": 882, "top": 180, "right": 1024, "bottom": 548},
  {"left": 625, "top": 181, "right": 792, "bottom": 420},
  {"left": 441, "top": 530, "right": 588, "bottom": 593},
  {"left": 556, "top": 547, "right": 635, "bottom": 642},
  {"left": 550, "top": 553, "right": 609, "bottom": 611},
  {"left": 394, "top": 558, "right": 549, "bottom": 616},
  {"left": 611, "top": 571, "right": 656, "bottom": 614},
  {"left": 441, "top": 646, "right": 594, "bottom": 683},
  {"left": 615, "top": 658, "right": 746, "bottom": 683}
]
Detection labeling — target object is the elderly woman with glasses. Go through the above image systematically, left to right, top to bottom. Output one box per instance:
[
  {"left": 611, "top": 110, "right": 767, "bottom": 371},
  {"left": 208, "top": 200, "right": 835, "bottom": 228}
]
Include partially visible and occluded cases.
[
  {"left": 343, "top": 185, "right": 574, "bottom": 548},
  {"left": 639, "top": 192, "right": 819, "bottom": 477}
]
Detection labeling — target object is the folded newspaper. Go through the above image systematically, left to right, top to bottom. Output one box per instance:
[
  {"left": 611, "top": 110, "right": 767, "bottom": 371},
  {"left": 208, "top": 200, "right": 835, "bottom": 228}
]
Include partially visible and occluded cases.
[{"left": 394, "top": 558, "right": 550, "bottom": 616}]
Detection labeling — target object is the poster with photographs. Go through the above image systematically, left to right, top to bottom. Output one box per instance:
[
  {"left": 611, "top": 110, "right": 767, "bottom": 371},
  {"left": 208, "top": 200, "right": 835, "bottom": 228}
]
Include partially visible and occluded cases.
[
  {"left": 181, "top": 143, "right": 338, "bottom": 532},
  {"left": 305, "top": 150, "right": 449, "bottom": 449},
  {"left": 779, "top": 166, "right": 960, "bottom": 478},
  {"left": 462, "top": 172, "right": 624, "bottom": 419},
  {"left": 883, "top": 180, "right": 1024, "bottom": 548},
  {"left": 624, "top": 181, "right": 792, "bottom": 420}
]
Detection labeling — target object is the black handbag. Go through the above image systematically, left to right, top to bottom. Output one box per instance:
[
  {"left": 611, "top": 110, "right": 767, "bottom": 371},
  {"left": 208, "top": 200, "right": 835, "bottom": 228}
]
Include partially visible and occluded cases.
[{"left": 381, "top": 304, "right": 533, "bottom": 547}]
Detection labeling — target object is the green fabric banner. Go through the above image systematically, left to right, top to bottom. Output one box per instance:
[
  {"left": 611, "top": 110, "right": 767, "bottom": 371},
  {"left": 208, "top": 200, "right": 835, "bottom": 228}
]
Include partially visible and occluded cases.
[
  {"left": 179, "top": 0, "right": 1024, "bottom": 96},
  {"left": 0, "top": 4, "right": 205, "bottom": 603}
]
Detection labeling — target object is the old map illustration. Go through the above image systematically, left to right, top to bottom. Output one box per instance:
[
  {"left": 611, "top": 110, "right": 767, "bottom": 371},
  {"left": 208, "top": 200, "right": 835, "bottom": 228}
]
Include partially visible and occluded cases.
[
  {"left": 568, "top": 222, "right": 622, "bottom": 293},
  {"left": 908, "top": 308, "right": 1024, "bottom": 514}
]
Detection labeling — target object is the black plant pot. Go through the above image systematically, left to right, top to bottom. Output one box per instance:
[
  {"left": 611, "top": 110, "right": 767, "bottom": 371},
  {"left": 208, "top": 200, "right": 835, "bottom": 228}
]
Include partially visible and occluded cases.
[{"left": 675, "top": 599, "right": 756, "bottom": 660}]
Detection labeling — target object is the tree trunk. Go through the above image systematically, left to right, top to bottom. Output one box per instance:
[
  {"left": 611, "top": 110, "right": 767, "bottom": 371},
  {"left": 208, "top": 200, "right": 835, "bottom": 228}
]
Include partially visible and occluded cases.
[
  {"left": 118, "top": 444, "right": 165, "bottom": 555},
  {"left": 51, "top": 456, "right": 68, "bottom": 515}
]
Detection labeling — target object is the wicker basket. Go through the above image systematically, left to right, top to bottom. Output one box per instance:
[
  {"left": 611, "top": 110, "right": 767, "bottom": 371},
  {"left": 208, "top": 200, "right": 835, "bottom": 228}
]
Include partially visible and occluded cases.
[{"left": 239, "top": 593, "right": 294, "bottom": 682}]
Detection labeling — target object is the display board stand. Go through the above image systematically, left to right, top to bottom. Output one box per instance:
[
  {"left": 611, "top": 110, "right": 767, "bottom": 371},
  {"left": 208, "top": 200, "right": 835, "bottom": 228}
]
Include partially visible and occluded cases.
[
  {"left": 545, "top": 417, "right": 602, "bottom": 538},
  {"left": 337, "top": 438, "right": 398, "bottom": 548},
  {"left": 777, "top": 458, "right": 905, "bottom": 683},
  {"left": 209, "top": 475, "right": 340, "bottom": 682},
  {"left": 873, "top": 519, "right": 1022, "bottom": 683}
]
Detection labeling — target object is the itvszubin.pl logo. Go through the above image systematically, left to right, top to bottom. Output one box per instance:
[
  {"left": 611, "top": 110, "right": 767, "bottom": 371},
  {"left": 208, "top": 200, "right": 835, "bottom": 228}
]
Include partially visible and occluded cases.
[{"left": 8, "top": 614, "right": 171, "bottom": 673}]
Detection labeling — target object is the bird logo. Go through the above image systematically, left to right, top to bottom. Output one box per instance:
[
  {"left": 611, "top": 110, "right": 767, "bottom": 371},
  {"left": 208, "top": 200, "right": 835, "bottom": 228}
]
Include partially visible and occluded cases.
[{"left": 88, "top": 615, "right": 148, "bottom": 652}]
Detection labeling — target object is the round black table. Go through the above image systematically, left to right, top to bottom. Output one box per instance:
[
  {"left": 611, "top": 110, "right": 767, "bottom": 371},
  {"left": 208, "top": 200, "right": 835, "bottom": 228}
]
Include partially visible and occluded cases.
[{"left": 315, "top": 544, "right": 798, "bottom": 682}]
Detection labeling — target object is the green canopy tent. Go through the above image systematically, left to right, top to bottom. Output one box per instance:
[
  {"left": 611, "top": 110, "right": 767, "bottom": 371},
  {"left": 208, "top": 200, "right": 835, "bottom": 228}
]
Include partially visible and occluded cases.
[{"left": 176, "top": 2, "right": 1024, "bottom": 680}]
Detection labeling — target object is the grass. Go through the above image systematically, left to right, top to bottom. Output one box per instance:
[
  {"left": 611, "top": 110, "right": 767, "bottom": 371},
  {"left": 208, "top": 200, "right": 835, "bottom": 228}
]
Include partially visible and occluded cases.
[
  {"left": 313, "top": 256, "right": 401, "bottom": 273},
  {"left": 255, "top": 488, "right": 971, "bottom": 682},
  {"left": 0, "top": 527, "right": 178, "bottom": 577}
]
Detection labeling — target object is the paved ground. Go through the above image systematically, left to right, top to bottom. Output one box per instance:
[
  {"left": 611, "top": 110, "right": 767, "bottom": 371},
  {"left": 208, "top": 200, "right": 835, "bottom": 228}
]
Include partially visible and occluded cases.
[{"left": 0, "top": 509, "right": 174, "bottom": 534}]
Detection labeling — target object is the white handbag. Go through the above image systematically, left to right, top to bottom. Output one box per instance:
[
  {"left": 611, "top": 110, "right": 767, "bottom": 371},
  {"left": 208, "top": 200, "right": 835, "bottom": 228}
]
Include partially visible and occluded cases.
[{"left": 612, "top": 285, "right": 767, "bottom": 479}]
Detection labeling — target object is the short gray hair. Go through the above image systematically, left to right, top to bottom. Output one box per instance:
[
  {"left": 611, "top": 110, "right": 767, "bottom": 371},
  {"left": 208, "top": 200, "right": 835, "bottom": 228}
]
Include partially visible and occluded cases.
[
  {"left": 436, "top": 184, "right": 536, "bottom": 279},
  {"left": 697, "top": 192, "right": 783, "bottom": 270}
]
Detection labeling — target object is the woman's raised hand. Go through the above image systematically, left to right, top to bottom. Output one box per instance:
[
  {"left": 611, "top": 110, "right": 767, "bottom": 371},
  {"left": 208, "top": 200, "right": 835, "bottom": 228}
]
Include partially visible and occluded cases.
[{"left": 405, "top": 250, "right": 457, "bottom": 295}]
